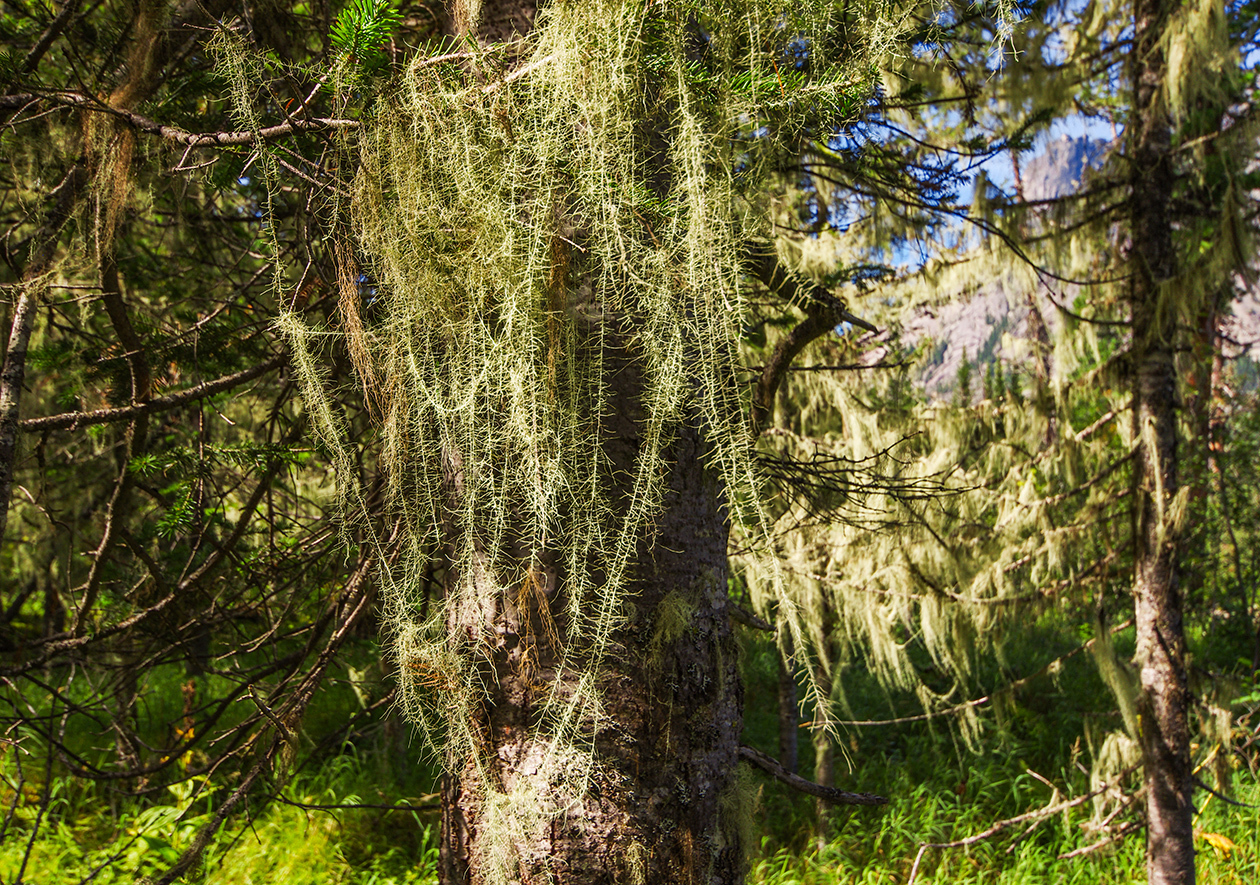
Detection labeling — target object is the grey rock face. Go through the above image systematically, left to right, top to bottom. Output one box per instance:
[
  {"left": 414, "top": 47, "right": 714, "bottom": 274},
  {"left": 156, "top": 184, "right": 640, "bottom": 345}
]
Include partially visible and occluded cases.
[{"left": 1022, "top": 135, "right": 1109, "bottom": 201}]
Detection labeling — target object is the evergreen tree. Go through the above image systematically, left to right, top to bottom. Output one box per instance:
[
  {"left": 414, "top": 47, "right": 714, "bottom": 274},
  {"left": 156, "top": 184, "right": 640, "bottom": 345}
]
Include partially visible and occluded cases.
[{"left": 283, "top": 1, "right": 928, "bottom": 881}]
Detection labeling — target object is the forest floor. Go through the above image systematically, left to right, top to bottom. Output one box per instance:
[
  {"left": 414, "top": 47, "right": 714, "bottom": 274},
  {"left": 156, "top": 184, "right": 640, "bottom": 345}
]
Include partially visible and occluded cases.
[{"left": 3, "top": 617, "right": 1257, "bottom": 883}]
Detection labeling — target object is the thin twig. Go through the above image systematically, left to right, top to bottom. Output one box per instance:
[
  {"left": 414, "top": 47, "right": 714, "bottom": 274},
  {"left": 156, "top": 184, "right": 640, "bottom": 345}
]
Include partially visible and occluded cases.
[
  {"left": 1193, "top": 774, "right": 1259, "bottom": 808},
  {"left": 271, "top": 794, "right": 440, "bottom": 813},
  {"left": 1056, "top": 821, "right": 1144, "bottom": 859}
]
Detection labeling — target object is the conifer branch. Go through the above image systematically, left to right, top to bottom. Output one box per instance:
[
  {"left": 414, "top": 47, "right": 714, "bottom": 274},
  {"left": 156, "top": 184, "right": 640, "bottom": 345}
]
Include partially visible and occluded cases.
[
  {"left": 0, "top": 91, "right": 359, "bottom": 146},
  {"left": 742, "top": 242, "right": 879, "bottom": 436},
  {"left": 20, "top": 353, "right": 286, "bottom": 432},
  {"left": 833, "top": 619, "right": 1133, "bottom": 727},
  {"left": 1192, "top": 775, "right": 1259, "bottom": 808}
]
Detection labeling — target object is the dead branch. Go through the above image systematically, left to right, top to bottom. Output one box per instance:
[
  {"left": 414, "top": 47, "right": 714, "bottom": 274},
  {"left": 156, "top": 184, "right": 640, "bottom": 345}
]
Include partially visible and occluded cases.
[
  {"left": 20, "top": 353, "right": 287, "bottom": 432},
  {"left": 739, "top": 744, "right": 887, "bottom": 806}
]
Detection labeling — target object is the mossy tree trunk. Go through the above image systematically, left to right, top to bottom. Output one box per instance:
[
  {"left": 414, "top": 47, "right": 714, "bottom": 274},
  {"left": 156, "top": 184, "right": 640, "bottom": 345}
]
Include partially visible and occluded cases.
[
  {"left": 1129, "top": 0, "right": 1195, "bottom": 879},
  {"left": 435, "top": 3, "right": 746, "bottom": 882},
  {"left": 438, "top": 349, "right": 746, "bottom": 883}
]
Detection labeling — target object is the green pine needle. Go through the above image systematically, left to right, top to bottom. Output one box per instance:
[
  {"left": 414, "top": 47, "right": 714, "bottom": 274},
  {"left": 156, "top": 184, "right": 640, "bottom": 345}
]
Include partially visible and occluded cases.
[{"left": 331, "top": 0, "right": 401, "bottom": 65}]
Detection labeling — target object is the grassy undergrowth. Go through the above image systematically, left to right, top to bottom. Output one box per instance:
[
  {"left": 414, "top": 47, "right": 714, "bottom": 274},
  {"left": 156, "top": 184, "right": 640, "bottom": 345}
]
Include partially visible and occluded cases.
[
  {"left": 4, "top": 616, "right": 1257, "bottom": 882},
  {"left": 740, "top": 618, "right": 1260, "bottom": 884},
  {"left": 1, "top": 746, "right": 443, "bottom": 885},
  {"left": 746, "top": 747, "right": 1259, "bottom": 884},
  {"left": 0, "top": 748, "right": 441, "bottom": 884}
]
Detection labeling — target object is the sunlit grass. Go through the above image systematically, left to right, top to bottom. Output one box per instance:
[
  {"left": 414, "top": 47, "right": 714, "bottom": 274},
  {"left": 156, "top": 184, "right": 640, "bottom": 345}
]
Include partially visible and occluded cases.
[
  {"left": 4, "top": 616, "right": 1257, "bottom": 883},
  {"left": 740, "top": 625, "right": 1260, "bottom": 885},
  {"left": 0, "top": 751, "right": 439, "bottom": 884}
]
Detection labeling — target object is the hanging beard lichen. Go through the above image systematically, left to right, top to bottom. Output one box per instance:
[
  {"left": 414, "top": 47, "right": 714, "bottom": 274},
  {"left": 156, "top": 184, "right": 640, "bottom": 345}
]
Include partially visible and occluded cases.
[
  {"left": 276, "top": 0, "right": 910, "bottom": 866},
  {"left": 734, "top": 0, "right": 1256, "bottom": 766}
]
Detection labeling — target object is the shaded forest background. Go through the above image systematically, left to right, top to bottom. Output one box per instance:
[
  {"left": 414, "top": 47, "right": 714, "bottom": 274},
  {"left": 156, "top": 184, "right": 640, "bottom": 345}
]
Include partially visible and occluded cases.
[{"left": 2, "top": 0, "right": 1260, "bottom": 883}]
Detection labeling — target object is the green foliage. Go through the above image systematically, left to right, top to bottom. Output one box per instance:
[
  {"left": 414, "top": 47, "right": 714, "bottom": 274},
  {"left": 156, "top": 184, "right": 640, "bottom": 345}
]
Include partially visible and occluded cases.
[
  {"left": 331, "top": 0, "right": 402, "bottom": 68},
  {"left": 954, "top": 347, "right": 973, "bottom": 406},
  {"left": 130, "top": 442, "right": 308, "bottom": 477},
  {"left": 738, "top": 623, "right": 1260, "bottom": 884},
  {"left": 0, "top": 758, "right": 440, "bottom": 884}
]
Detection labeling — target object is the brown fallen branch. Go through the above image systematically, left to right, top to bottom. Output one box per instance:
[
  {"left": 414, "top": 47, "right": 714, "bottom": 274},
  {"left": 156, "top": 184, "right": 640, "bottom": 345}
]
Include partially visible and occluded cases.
[
  {"left": 20, "top": 352, "right": 286, "bottom": 432},
  {"left": 744, "top": 360, "right": 911, "bottom": 373},
  {"left": 738, "top": 744, "right": 887, "bottom": 806},
  {"left": 905, "top": 763, "right": 1141, "bottom": 884}
]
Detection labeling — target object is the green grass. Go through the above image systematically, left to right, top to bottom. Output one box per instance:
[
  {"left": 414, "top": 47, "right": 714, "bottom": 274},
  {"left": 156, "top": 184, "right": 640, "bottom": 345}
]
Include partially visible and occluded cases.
[
  {"left": 4, "top": 615, "right": 1258, "bottom": 883},
  {"left": 738, "top": 622, "right": 1260, "bottom": 884},
  {"left": 0, "top": 751, "right": 440, "bottom": 884},
  {"left": 746, "top": 760, "right": 1259, "bottom": 884}
]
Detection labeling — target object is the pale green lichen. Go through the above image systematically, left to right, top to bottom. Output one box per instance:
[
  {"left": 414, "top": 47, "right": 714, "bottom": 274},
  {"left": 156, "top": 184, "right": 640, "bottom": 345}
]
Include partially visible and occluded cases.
[{"left": 272, "top": 0, "right": 912, "bottom": 853}]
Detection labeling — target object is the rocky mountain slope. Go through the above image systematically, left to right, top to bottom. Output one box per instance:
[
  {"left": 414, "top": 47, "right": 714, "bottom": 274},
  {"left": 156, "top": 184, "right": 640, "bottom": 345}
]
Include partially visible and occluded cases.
[{"left": 897, "top": 135, "right": 1260, "bottom": 400}]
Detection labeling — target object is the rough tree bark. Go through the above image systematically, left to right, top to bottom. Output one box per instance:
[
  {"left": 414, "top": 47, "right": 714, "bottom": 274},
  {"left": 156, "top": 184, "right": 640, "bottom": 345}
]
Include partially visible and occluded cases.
[
  {"left": 1129, "top": 0, "right": 1195, "bottom": 880},
  {"left": 435, "top": 3, "right": 745, "bottom": 882},
  {"left": 439, "top": 348, "right": 745, "bottom": 882}
]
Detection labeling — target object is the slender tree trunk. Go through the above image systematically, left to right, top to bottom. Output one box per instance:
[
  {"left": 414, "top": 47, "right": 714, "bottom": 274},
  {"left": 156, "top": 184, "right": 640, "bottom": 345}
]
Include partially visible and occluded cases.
[
  {"left": 1130, "top": 0, "right": 1194, "bottom": 880},
  {"left": 0, "top": 165, "right": 86, "bottom": 548},
  {"left": 809, "top": 617, "right": 837, "bottom": 848},
  {"left": 777, "top": 632, "right": 799, "bottom": 776},
  {"left": 812, "top": 726, "right": 835, "bottom": 849}
]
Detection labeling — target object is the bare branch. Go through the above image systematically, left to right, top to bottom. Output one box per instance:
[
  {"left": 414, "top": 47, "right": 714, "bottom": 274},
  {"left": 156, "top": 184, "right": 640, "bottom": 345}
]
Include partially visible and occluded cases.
[
  {"left": 0, "top": 91, "right": 359, "bottom": 146},
  {"left": 20, "top": 352, "right": 286, "bottom": 432},
  {"left": 739, "top": 744, "right": 887, "bottom": 806}
]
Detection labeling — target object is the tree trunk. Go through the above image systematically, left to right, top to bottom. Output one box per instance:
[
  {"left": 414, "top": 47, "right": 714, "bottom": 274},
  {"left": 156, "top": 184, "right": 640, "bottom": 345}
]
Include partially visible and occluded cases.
[
  {"left": 1130, "top": 0, "right": 1195, "bottom": 879},
  {"left": 434, "top": 6, "right": 746, "bottom": 880},
  {"left": 0, "top": 165, "right": 86, "bottom": 548},
  {"left": 439, "top": 347, "right": 745, "bottom": 884},
  {"left": 777, "top": 632, "right": 799, "bottom": 776},
  {"left": 810, "top": 632, "right": 836, "bottom": 849}
]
